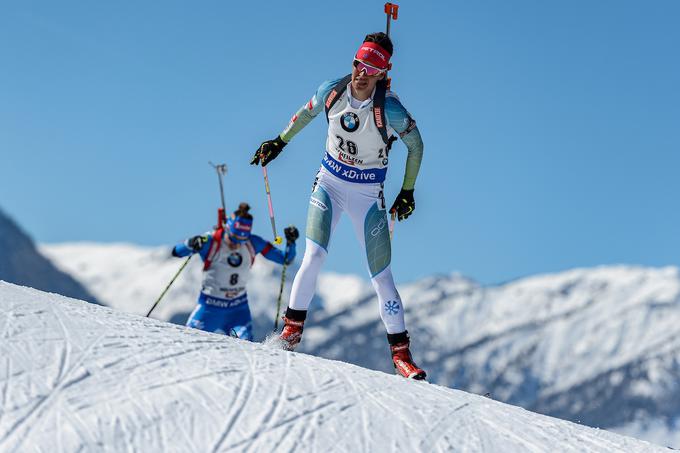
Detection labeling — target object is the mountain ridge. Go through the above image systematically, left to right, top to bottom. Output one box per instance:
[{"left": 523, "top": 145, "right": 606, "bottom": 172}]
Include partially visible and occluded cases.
[{"left": 0, "top": 208, "right": 97, "bottom": 303}]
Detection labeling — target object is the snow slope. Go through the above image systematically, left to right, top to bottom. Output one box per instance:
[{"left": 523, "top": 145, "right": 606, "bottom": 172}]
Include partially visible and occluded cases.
[
  {"left": 40, "top": 243, "right": 680, "bottom": 448},
  {"left": 307, "top": 266, "right": 680, "bottom": 448},
  {"left": 0, "top": 282, "right": 666, "bottom": 452}
]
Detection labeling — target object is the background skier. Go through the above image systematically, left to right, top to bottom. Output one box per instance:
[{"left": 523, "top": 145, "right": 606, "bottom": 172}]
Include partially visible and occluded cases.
[
  {"left": 251, "top": 32, "right": 426, "bottom": 379},
  {"left": 172, "top": 202, "right": 298, "bottom": 340}
]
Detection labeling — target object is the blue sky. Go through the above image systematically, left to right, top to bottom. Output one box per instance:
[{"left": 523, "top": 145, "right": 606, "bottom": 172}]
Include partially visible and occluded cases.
[{"left": 2, "top": 1, "right": 679, "bottom": 285}]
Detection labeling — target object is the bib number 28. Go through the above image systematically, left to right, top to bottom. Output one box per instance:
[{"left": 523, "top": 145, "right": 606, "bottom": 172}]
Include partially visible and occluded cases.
[{"left": 336, "top": 136, "right": 358, "bottom": 155}]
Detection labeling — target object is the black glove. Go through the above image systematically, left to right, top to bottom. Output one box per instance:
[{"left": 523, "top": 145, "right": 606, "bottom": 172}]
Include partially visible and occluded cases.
[
  {"left": 251, "top": 135, "right": 287, "bottom": 167},
  {"left": 389, "top": 188, "right": 415, "bottom": 221},
  {"left": 284, "top": 225, "right": 299, "bottom": 244},
  {"left": 187, "top": 234, "right": 208, "bottom": 251}
]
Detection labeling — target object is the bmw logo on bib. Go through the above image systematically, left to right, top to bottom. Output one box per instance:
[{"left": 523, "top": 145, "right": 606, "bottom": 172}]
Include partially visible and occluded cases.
[
  {"left": 341, "top": 112, "right": 360, "bottom": 132},
  {"left": 227, "top": 252, "right": 243, "bottom": 267}
]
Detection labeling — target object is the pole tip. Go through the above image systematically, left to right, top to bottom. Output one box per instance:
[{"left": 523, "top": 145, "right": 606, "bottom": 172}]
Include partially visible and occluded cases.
[{"left": 274, "top": 236, "right": 283, "bottom": 245}]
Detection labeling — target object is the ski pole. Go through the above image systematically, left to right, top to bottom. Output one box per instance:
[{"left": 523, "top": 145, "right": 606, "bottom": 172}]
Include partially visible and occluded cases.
[
  {"left": 385, "top": 2, "right": 399, "bottom": 241},
  {"left": 209, "top": 162, "right": 228, "bottom": 223},
  {"left": 261, "top": 165, "right": 283, "bottom": 244},
  {"left": 273, "top": 249, "right": 289, "bottom": 331},
  {"left": 146, "top": 255, "right": 192, "bottom": 318}
]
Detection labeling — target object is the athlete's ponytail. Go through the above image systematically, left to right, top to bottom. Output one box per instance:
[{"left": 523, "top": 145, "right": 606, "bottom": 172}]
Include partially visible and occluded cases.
[{"left": 234, "top": 202, "right": 253, "bottom": 220}]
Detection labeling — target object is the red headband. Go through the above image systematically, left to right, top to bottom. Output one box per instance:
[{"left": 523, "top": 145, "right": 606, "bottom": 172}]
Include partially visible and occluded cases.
[{"left": 354, "top": 42, "right": 391, "bottom": 70}]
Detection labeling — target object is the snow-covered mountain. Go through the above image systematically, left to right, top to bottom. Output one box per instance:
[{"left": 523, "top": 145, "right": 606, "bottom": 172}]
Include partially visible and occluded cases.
[
  {"left": 0, "top": 209, "right": 97, "bottom": 303},
  {"left": 41, "top": 242, "right": 680, "bottom": 448},
  {"left": 0, "top": 281, "right": 665, "bottom": 452}
]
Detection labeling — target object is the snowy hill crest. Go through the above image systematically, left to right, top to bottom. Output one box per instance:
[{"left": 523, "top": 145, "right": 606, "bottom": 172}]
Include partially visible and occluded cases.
[
  {"left": 40, "top": 243, "right": 680, "bottom": 448},
  {"left": 0, "top": 282, "right": 664, "bottom": 452}
]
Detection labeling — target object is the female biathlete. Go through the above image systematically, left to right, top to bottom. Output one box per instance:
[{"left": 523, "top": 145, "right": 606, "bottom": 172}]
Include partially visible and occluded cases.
[
  {"left": 251, "top": 33, "right": 426, "bottom": 379},
  {"left": 173, "top": 203, "right": 298, "bottom": 340}
]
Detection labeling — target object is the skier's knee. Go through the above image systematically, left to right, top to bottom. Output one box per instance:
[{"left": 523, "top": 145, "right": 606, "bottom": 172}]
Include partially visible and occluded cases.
[
  {"left": 303, "top": 242, "right": 327, "bottom": 265},
  {"left": 370, "top": 266, "right": 395, "bottom": 291}
]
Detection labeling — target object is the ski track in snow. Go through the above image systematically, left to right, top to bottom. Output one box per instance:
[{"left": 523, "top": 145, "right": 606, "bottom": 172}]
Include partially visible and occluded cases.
[
  {"left": 37, "top": 243, "right": 680, "bottom": 448},
  {"left": 0, "top": 282, "right": 669, "bottom": 452}
]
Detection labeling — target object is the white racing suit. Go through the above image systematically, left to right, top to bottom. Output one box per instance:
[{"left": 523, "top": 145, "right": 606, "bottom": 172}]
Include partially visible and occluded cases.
[
  {"left": 286, "top": 81, "right": 421, "bottom": 334},
  {"left": 290, "top": 167, "right": 405, "bottom": 333}
]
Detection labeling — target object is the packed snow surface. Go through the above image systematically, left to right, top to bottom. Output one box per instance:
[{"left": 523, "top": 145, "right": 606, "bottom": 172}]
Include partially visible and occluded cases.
[
  {"left": 40, "top": 243, "right": 680, "bottom": 448},
  {"left": 0, "top": 282, "right": 665, "bottom": 452}
]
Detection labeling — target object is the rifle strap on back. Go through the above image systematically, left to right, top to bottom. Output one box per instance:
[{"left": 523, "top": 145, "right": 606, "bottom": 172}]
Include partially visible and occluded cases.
[
  {"left": 324, "top": 74, "right": 353, "bottom": 121},
  {"left": 372, "top": 78, "right": 394, "bottom": 147},
  {"left": 203, "top": 228, "right": 225, "bottom": 271}
]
